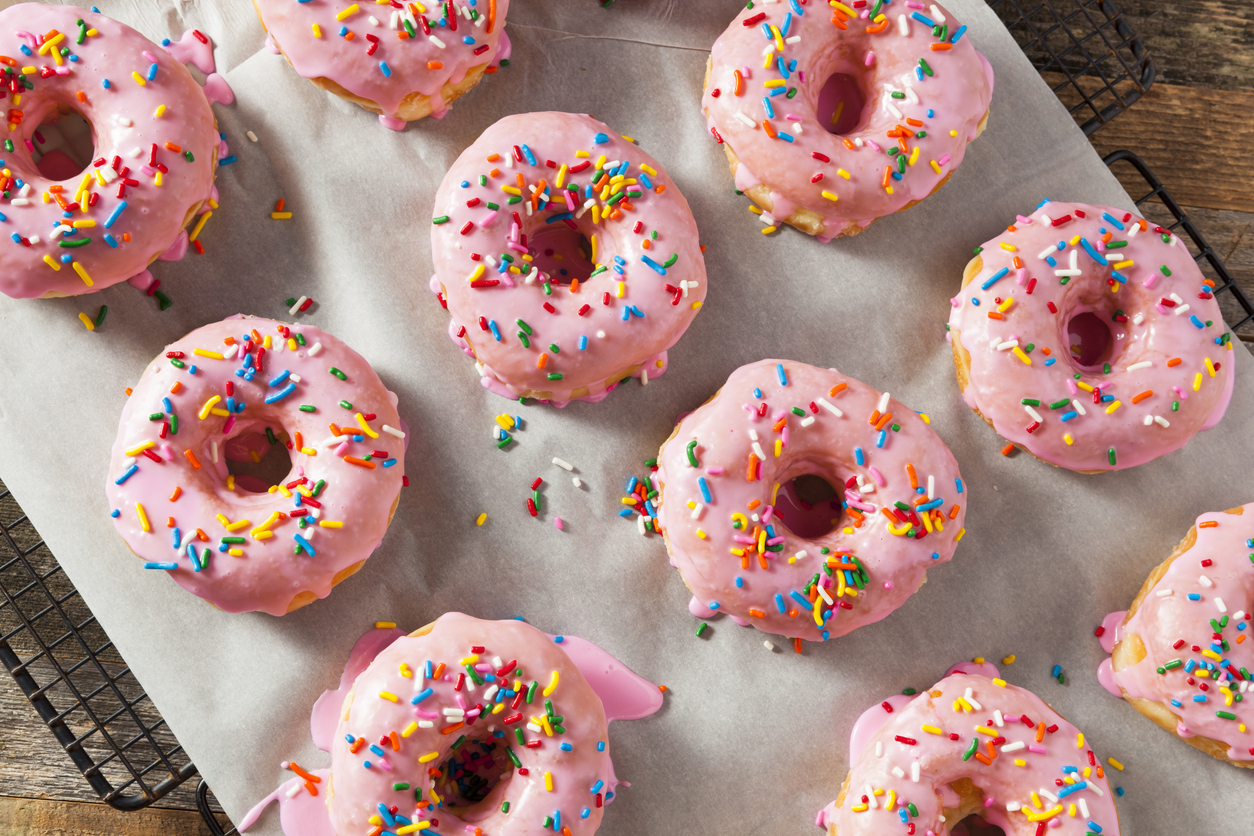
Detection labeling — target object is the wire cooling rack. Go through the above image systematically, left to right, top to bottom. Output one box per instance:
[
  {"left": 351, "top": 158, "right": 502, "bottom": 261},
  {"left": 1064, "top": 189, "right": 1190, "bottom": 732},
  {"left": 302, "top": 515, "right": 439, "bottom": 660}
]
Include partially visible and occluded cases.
[
  {"left": 986, "top": 0, "right": 1155, "bottom": 134},
  {"left": 1, "top": 3, "right": 1245, "bottom": 833}
]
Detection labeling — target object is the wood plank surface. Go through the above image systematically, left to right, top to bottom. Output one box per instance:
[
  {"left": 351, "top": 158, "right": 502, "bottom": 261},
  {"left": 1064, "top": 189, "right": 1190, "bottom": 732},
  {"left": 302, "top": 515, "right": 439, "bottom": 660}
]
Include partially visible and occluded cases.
[{"left": 1, "top": 2, "right": 1253, "bottom": 834}]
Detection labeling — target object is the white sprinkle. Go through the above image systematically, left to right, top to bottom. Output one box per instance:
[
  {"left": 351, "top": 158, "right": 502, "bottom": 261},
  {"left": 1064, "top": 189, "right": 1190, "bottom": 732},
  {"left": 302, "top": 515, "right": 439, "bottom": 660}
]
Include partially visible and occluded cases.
[
  {"left": 930, "top": 5, "right": 947, "bottom": 22},
  {"left": 897, "top": 13, "right": 909, "bottom": 35},
  {"left": 428, "top": 34, "right": 446, "bottom": 48},
  {"left": 784, "top": 35, "right": 801, "bottom": 44},
  {"left": 904, "top": 86, "right": 919, "bottom": 106},
  {"left": 885, "top": 99, "right": 903, "bottom": 119},
  {"left": 735, "top": 110, "right": 757, "bottom": 128},
  {"left": 247, "top": 130, "right": 258, "bottom": 142},
  {"left": 9, "top": 198, "right": 29, "bottom": 206},
  {"left": 1127, "top": 222, "right": 1139, "bottom": 237},
  {"left": 26, "top": 234, "right": 38, "bottom": 244},
  {"left": 1037, "top": 244, "right": 1056, "bottom": 260},
  {"left": 1070, "top": 249, "right": 1079, "bottom": 270},
  {"left": 1054, "top": 269, "right": 1082, "bottom": 277},
  {"left": 1169, "top": 292, "right": 1183, "bottom": 303},
  {"left": 289, "top": 296, "right": 308, "bottom": 316},
  {"left": 1174, "top": 303, "right": 1191, "bottom": 316},
  {"left": 1132, "top": 312, "right": 1145, "bottom": 325},
  {"left": 596, "top": 330, "right": 606, "bottom": 339},
  {"left": 996, "top": 340, "right": 1019, "bottom": 351},
  {"left": 308, "top": 341, "right": 323, "bottom": 357},
  {"left": 223, "top": 344, "right": 239, "bottom": 360},
  {"left": 1126, "top": 361, "right": 1152, "bottom": 372},
  {"left": 876, "top": 392, "right": 890, "bottom": 413},
  {"left": 817, "top": 398, "right": 843, "bottom": 417},
  {"left": 1072, "top": 399, "right": 1086, "bottom": 416},
  {"left": 1025, "top": 405, "right": 1044, "bottom": 423},
  {"left": 1156, "top": 414, "right": 1172, "bottom": 428},
  {"left": 1142, "top": 415, "right": 1154, "bottom": 426},
  {"left": 800, "top": 416, "right": 815, "bottom": 427},
  {"left": 382, "top": 424, "right": 406, "bottom": 439},
  {"left": 748, "top": 429, "right": 759, "bottom": 441},
  {"left": 321, "top": 436, "right": 341, "bottom": 448},
  {"left": 210, "top": 440, "right": 219, "bottom": 464},
  {"left": 751, "top": 441, "right": 766, "bottom": 461},
  {"left": 552, "top": 457, "right": 573, "bottom": 471},
  {"left": 926, "top": 474, "right": 934, "bottom": 500},
  {"left": 572, "top": 477, "right": 582, "bottom": 488},
  {"left": 690, "top": 503, "right": 703, "bottom": 520},
  {"left": 637, "top": 514, "right": 647, "bottom": 536},
  {"left": 794, "top": 550, "right": 808, "bottom": 560},
  {"left": 1199, "top": 575, "right": 1213, "bottom": 587},
  {"left": 817, "top": 585, "right": 833, "bottom": 605},
  {"left": 1155, "top": 588, "right": 1173, "bottom": 597},
  {"left": 1216, "top": 597, "right": 1227, "bottom": 612},
  {"left": 763, "top": 640, "right": 776, "bottom": 652},
  {"left": 964, "top": 688, "right": 982, "bottom": 711},
  {"left": 443, "top": 708, "right": 465, "bottom": 717},
  {"left": 993, "top": 709, "right": 1004, "bottom": 727},
  {"left": 418, "top": 720, "right": 433, "bottom": 729},
  {"left": 875, "top": 741, "right": 883, "bottom": 758},
  {"left": 1001, "top": 741, "right": 1025, "bottom": 753},
  {"left": 911, "top": 761, "right": 920, "bottom": 783},
  {"left": 891, "top": 766, "right": 905, "bottom": 779},
  {"left": 285, "top": 783, "right": 303, "bottom": 799},
  {"left": 1088, "top": 783, "right": 1104, "bottom": 798},
  {"left": 865, "top": 784, "right": 879, "bottom": 808},
  {"left": 1040, "top": 789, "right": 1058, "bottom": 804},
  {"left": 1079, "top": 799, "right": 1090, "bottom": 819},
  {"left": 1006, "top": 802, "right": 1022, "bottom": 812}
]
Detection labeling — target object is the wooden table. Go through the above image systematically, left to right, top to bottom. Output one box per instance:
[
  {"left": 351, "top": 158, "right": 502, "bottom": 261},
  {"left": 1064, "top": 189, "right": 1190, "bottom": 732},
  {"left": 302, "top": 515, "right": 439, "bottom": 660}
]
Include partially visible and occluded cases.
[{"left": 2, "top": 2, "right": 1252, "bottom": 833}]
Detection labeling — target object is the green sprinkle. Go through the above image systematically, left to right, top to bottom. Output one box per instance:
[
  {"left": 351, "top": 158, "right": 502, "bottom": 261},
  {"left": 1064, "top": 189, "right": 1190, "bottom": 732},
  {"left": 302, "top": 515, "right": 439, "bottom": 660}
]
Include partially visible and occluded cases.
[
  {"left": 918, "top": 58, "right": 933, "bottom": 77},
  {"left": 786, "top": 87, "right": 797, "bottom": 98},
  {"left": 891, "top": 91, "right": 906, "bottom": 99},
  {"left": 915, "top": 130, "right": 927, "bottom": 138},
  {"left": 432, "top": 215, "right": 450, "bottom": 224},
  {"left": 58, "top": 237, "right": 91, "bottom": 248},
  {"left": 973, "top": 245, "right": 983, "bottom": 255},
  {"left": 663, "top": 253, "right": 679, "bottom": 268},
  {"left": 1160, "top": 265, "right": 1171, "bottom": 276},
  {"left": 1059, "top": 276, "right": 1071, "bottom": 285},
  {"left": 543, "top": 281, "right": 552, "bottom": 296},
  {"left": 154, "top": 290, "right": 172, "bottom": 311},
  {"left": 285, "top": 297, "right": 297, "bottom": 307},
  {"left": 94, "top": 305, "right": 108, "bottom": 328},
  {"left": 516, "top": 318, "right": 533, "bottom": 335},
  {"left": 296, "top": 332, "right": 307, "bottom": 346},
  {"left": 517, "top": 332, "right": 530, "bottom": 348},
  {"left": 549, "top": 343, "right": 560, "bottom": 353},
  {"left": 1024, "top": 343, "right": 1035, "bottom": 353},
  {"left": 170, "top": 358, "right": 185, "bottom": 368},
  {"left": 1103, "top": 362, "right": 1111, "bottom": 374},
  {"left": 329, "top": 367, "right": 347, "bottom": 380},
  {"left": 547, "top": 372, "right": 563, "bottom": 381},
  {"left": 1021, "top": 398, "right": 1041, "bottom": 406},
  {"left": 1049, "top": 398, "right": 1070, "bottom": 410},
  {"left": 339, "top": 399, "right": 353, "bottom": 409},
  {"left": 1172, "top": 400, "right": 1179, "bottom": 412},
  {"left": 298, "top": 404, "right": 316, "bottom": 413},
  {"left": 791, "top": 406, "right": 805, "bottom": 416},
  {"left": 148, "top": 412, "right": 164, "bottom": 421},
  {"left": 170, "top": 414, "right": 179, "bottom": 435},
  {"left": 890, "top": 423, "right": 900, "bottom": 432},
  {"left": 265, "top": 427, "right": 278, "bottom": 445},
  {"left": 497, "top": 435, "right": 513, "bottom": 449},
  {"left": 686, "top": 439, "right": 700, "bottom": 467},
  {"left": 1108, "top": 447, "right": 1117, "bottom": 466},
  {"left": 644, "top": 458, "right": 657, "bottom": 467},
  {"left": 313, "top": 479, "right": 325, "bottom": 496},
  {"left": 221, "top": 536, "right": 246, "bottom": 545},
  {"left": 695, "top": 622, "right": 708, "bottom": 638},
  {"left": 465, "top": 664, "right": 484, "bottom": 685},
  {"left": 526, "top": 680, "right": 537, "bottom": 703},
  {"left": 902, "top": 688, "right": 917, "bottom": 696},
  {"left": 545, "top": 699, "right": 554, "bottom": 717},
  {"left": 1217, "top": 711, "right": 1237, "bottom": 720},
  {"left": 514, "top": 728, "right": 525, "bottom": 746},
  {"left": 451, "top": 734, "right": 466, "bottom": 750},
  {"left": 962, "top": 737, "right": 978, "bottom": 761},
  {"left": 506, "top": 746, "right": 521, "bottom": 767},
  {"left": 393, "top": 782, "right": 410, "bottom": 791},
  {"left": 501, "top": 801, "right": 511, "bottom": 814},
  {"left": 907, "top": 803, "right": 919, "bottom": 818}
]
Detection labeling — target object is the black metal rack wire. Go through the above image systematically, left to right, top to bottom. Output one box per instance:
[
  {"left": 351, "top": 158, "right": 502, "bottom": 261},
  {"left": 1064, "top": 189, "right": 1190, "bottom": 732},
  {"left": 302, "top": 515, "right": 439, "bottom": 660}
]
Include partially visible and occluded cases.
[
  {"left": 986, "top": 0, "right": 1155, "bottom": 134},
  {"left": 1, "top": 3, "right": 1248, "bottom": 834}
]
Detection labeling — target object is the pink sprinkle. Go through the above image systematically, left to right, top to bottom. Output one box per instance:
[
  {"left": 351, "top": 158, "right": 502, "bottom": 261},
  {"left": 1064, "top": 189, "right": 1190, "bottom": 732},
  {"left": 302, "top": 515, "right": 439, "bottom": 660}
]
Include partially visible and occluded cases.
[
  {"left": 906, "top": 0, "right": 925, "bottom": 6},
  {"left": 142, "top": 50, "right": 158, "bottom": 63},
  {"left": 865, "top": 51, "right": 875, "bottom": 67},
  {"left": 797, "top": 71, "right": 806, "bottom": 83},
  {"left": 785, "top": 113, "right": 802, "bottom": 121},
  {"left": 23, "top": 138, "right": 33, "bottom": 152},
  {"left": 865, "top": 139, "right": 883, "bottom": 152},
  {"left": 938, "top": 154, "right": 952, "bottom": 166},
  {"left": 140, "top": 165, "right": 156, "bottom": 176},
  {"left": 480, "top": 210, "right": 499, "bottom": 227},
  {"left": 1016, "top": 215, "right": 1034, "bottom": 225},
  {"left": 1016, "top": 267, "right": 1028, "bottom": 286},
  {"left": 1143, "top": 274, "right": 1159, "bottom": 290},
  {"left": 950, "top": 296, "right": 962, "bottom": 308},
  {"left": 1066, "top": 379, "right": 1078, "bottom": 395},
  {"left": 1172, "top": 385, "right": 1188, "bottom": 400},
  {"left": 222, "top": 414, "right": 236, "bottom": 436},
  {"left": 333, "top": 441, "right": 351, "bottom": 456},
  {"left": 868, "top": 465, "right": 886, "bottom": 486},
  {"left": 706, "top": 467, "right": 725, "bottom": 475},
  {"left": 762, "top": 505, "right": 775, "bottom": 524},
  {"left": 554, "top": 516, "right": 564, "bottom": 530},
  {"left": 766, "top": 536, "right": 786, "bottom": 546},
  {"left": 882, "top": 581, "right": 894, "bottom": 590},
  {"left": 414, "top": 709, "right": 438, "bottom": 719},
  {"left": 1028, "top": 744, "right": 1048, "bottom": 755},
  {"left": 376, "top": 758, "right": 393, "bottom": 771},
  {"left": 984, "top": 796, "right": 995, "bottom": 808},
  {"left": 815, "top": 810, "right": 826, "bottom": 828}
]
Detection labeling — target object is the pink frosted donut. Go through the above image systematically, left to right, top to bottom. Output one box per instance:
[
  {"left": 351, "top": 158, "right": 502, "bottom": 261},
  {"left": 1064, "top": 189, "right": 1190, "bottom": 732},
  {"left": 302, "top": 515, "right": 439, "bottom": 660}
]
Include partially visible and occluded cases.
[
  {"left": 253, "top": 0, "right": 511, "bottom": 128},
  {"left": 701, "top": 0, "right": 992, "bottom": 240},
  {"left": 0, "top": 4, "right": 218, "bottom": 299},
  {"left": 430, "top": 112, "right": 707, "bottom": 406},
  {"left": 948, "top": 201, "right": 1234, "bottom": 472},
  {"left": 105, "top": 316, "right": 406, "bottom": 615},
  {"left": 653, "top": 360, "right": 967, "bottom": 643},
  {"left": 1098, "top": 503, "right": 1254, "bottom": 767},
  {"left": 328, "top": 614, "right": 623, "bottom": 835},
  {"left": 821, "top": 663, "right": 1122, "bottom": 835}
]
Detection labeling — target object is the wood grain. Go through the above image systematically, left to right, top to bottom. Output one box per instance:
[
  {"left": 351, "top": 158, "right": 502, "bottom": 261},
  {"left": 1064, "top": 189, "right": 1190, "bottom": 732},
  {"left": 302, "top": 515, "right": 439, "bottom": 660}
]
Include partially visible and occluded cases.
[
  {"left": 1116, "top": 0, "right": 1254, "bottom": 92},
  {"left": 0, "top": 795, "right": 212, "bottom": 836}
]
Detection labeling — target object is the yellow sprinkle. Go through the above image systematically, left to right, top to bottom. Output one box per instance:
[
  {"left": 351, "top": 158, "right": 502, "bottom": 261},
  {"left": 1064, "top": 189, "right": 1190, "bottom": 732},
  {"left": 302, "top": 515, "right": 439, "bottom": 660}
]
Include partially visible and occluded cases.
[
  {"left": 832, "top": 0, "right": 856, "bottom": 15},
  {"left": 336, "top": 3, "right": 360, "bottom": 20},
  {"left": 311, "top": 22, "right": 322, "bottom": 37},
  {"left": 38, "top": 32, "right": 65, "bottom": 54},
  {"left": 131, "top": 71, "right": 146, "bottom": 86},
  {"left": 764, "top": 79, "right": 787, "bottom": 88},
  {"left": 154, "top": 104, "right": 166, "bottom": 118},
  {"left": 949, "top": 129, "right": 957, "bottom": 136},
  {"left": 908, "top": 146, "right": 919, "bottom": 166},
  {"left": 930, "top": 159, "right": 942, "bottom": 174},
  {"left": 640, "top": 163, "right": 656, "bottom": 176},
  {"left": 837, "top": 168, "right": 851, "bottom": 179},
  {"left": 821, "top": 190, "right": 840, "bottom": 202},
  {"left": 748, "top": 205, "right": 763, "bottom": 216},
  {"left": 188, "top": 211, "right": 212, "bottom": 242},
  {"left": 270, "top": 211, "right": 293, "bottom": 219},
  {"left": 71, "top": 219, "right": 96, "bottom": 229},
  {"left": 761, "top": 226, "right": 777, "bottom": 234},
  {"left": 1000, "top": 242, "right": 1018, "bottom": 252},
  {"left": 43, "top": 255, "right": 61, "bottom": 271},
  {"left": 1111, "top": 260, "right": 1134, "bottom": 270},
  {"left": 72, "top": 261, "right": 93, "bottom": 286},
  {"left": 467, "top": 263, "right": 486, "bottom": 283},
  {"left": 616, "top": 281, "right": 625, "bottom": 298},
  {"left": 997, "top": 297, "right": 1014, "bottom": 313},
  {"left": 78, "top": 311, "right": 95, "bottom": 330},
  {"left": 1012, "top": 346, "right": 1031, "bottom": 365},
  {"left": 193, "top": 348, "right": 225, "bottom": 360},
  {"left": 1205, "top": 357, "right": 1216, "bottom": 377},
  {"left": 1193, "top": 372, "right": 1203, "bottom": 391},
  {"left": 1076, "top": 381, "right": 1095, "bottom": 392},
  {"left": 197, "top": 395, "right": 222, "bottom": 419},
  {"left": 1105, "top": 400, "right": 1121, "bottom": 414},
  {"left": 355, "top": 412, "right": 380, "bottom": 438},
  {"left": 494, "top": 414, "right": 515, "bottom": 431},
  {"left": 1064, "top": 433, "right": 1074, "bottom": 445},
  {"left": 125, "top": 441, "right": 156, "bottom": 457},
  {"left": 226, "top": 475, "right": 235, "bottom": 491},
  {"left": 135, "top": 502, "right": 151, "bottom": 532},
  {"left": 319, "top": 520, "right": 344, "bottom": 528},
  {"left": 954, "top": 527, "right": 966, "bottom": 542},
  {"left": 696, "top": 529, "right": 707, "bottom": 540},
  {"left": 227, "top": 548, "right": 243, "bottom": 557},
  {"left": 460, "top": 654, "right": 480, "bottom": 665},
  {"left": 1002, "top": 654, "right": 1016, "bottom": 665},
  {"left": 542, "top": 670, "right": 560, "bottom": 697},
  {"left": 992, "top": 678, "right": 1007, "bottom": 687},
  {"left": 378, "top": 691, "right": 399, "bottom": 703},
  {"left": 399, "top": 721, "right": 419, "bottom": 738},
  {"left": 921, "top": 724, "right": 943, "bottom": 735},
  {"left": 976, "top": 725, "right": 998, "bottom": 736},
  {"left": 1076, "top": 732, "right": 1085, "bottom": 748},
  {"left": 418, "top": 751, "right": 440, "bottom": 763},
  {"left": 1014, "top": 758, "right": 1027, "bottom": 767},
  {"left": 1110, "top": 758, "right": 1127, "bottom": 771},
  {"left": 544, "top": 771, "right": 554, "bottom": 791},
  {"left": 885, "top": 789, "right": 896, "bottom": 811},
  {"left": 851, "top": 804, "right": 869, "bottom": 812},
  {"left": 1025, "top": 805, "right": 1063, "bottom": 822},
  {"left": 396, "top": 824, "right": 430, "bottom": 834}
]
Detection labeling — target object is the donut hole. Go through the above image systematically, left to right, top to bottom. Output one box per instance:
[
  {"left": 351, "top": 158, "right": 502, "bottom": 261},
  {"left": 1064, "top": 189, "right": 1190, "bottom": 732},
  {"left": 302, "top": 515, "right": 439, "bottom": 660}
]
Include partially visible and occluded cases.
[
  {"left": 816, "top": 72, "right": 869, "bottom": 135},
  {"left": 32, "top": 106, "right": 93, "bottom": 179},
  {"left": 524, "top": 220, "right": 597, "bottom": 285},
  {"left": 1066, "top": 310, "right": 1114, "bottom": 368},
  {"left": 224, "top": 430, "right": 293, "bottom": 493},
  {"left": 774, "top": 473, "right": 841, "bottom": 539},
  {"left": 432, "top": 735, "right": 514, "bottom": 812},
  {"left": 952, "top": 815, "right": 1005, "bottom": 836}
]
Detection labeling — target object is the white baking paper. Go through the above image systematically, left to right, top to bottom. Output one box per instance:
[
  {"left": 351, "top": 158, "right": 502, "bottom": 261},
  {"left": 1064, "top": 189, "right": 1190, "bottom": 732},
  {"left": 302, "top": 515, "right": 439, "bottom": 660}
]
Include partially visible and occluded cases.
[{"left": 0, "top": 0, "right": 1251, "bottom": 832}]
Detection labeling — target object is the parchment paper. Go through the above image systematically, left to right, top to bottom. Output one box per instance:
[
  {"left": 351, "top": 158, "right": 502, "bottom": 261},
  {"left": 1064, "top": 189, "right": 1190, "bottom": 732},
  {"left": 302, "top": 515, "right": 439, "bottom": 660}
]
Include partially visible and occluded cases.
[{"left": 0, "top": 0, "right": 1251, "bottom": 832}]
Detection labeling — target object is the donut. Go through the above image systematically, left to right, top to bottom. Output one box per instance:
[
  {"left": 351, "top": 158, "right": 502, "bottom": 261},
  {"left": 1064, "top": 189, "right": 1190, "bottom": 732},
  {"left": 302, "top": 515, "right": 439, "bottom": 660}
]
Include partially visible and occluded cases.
[
  {"left": 253, "top": 0, "right": 511, "bottom": 129},
  {"left": 701, "top": 1, "right": 992, "bottom": 240},
  {"left": 0, "top": 4, "right": 218, "bottom": 299},
  {"left": 430, "top": 112, "right": 707, "bottom": 406},
  {"left": 948, "top": 201, "right": 1234, "bottom": 472},
  {"left": 104, "top": 316, "right": 406, "bottom": 615},
  {"left": 653, "top": 360, "right": 968, "bottom": 643},
  {"left": 1098, "top": 503, "right": 1253, "bottom": 767},
  {"left": 327, "top": 613, "right": 621, "bottom": 835},
  {"left": 820, "top": 663, "right": 1122, "bottom": 835}
]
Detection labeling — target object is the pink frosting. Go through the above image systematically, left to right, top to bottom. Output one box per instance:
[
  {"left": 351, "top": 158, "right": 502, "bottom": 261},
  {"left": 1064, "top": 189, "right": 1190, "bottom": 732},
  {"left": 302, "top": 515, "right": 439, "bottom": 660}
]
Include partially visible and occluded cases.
[
  {"left": 254, "top": 0, "right": 511, "bottom": 122},
  {"left": 702, "top": 1, "right": 992, "bottom": 238},
  {"left": 0, "top": 5, "right": 220, "bottom": 298},
  {"left": 430, "top": 112, "right": 707, "bottom": 406},
  {"left": 948, "top": 201, "right": 1232, "bottom": 471},
  {"left": 104, "top": 316, "right": 406, "bottom": 616},
  {"left": 654, "top": 360, "right": 968, "bottom": 642},
  {"left": 1100, "top": 504, "right": 1254, "bottom": 762},
  {"left": 326, "top": 614, "right": 657, "bottom": 836},
  {"left": 825, "top": 671, "right": 1121, "bottom": 835}
]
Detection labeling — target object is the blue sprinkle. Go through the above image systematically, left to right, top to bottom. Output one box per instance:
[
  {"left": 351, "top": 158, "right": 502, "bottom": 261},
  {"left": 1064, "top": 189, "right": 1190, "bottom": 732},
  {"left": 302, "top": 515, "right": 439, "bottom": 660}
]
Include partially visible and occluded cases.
[
  {"left": 789, "top": 0, "right": 804, "bottom": 15},
  {"left": 911, "top": 11, "right": 936, "bottom": 26},
  {"left": 780, "top": 12, "right": 793, "bottom": 36},
  {"left": 950, "top": 24, "right": 968, "bottom": 43},
  {"left": 338, "top": 25, "right": 348, "bottom": 36},
  {"left": 462, "top": 35, "right": 474, "bottom": 44},
  {"left": 776, "top": 57, "right": 790, "bottom": 79},
  {"left": 379, "top": 61, "right": 392, "bottom": 77},
  {"left": 146, "top": 63, "right": 158, "bottom": 81},
  {"left": 915, "top": 66, "right": 924, "bottom": 81},
  {"left": 102, "top": 78, "right": 110, "bottom": 88},
  {"left": 762, "top": 96, "right": 775, "bottom": 119},
  {"left": 927, "top": 108, "right": 934, "bottom": 118},
  {"left": 776, "top": 131, "right": 795, "bottom": 143},
  {"left": 593, "top": 132, "right": 609, "bottom": 145},
  {"left": 520, "top": 144, "right": 537, "bottom": 165},
  {"left": 219, "top": 155, "right": 237, "bottom": 165},
  {"left": 544, "top": 212, "right": 573, "bottom": 224},
  {"left": 1102, "top": 212, "right": 1126, "bottom": 230},
  {"left": 103, "top": 232, "right": 118, "bottom": 247},
  {"left": 1079, "top": 238, "right": 1108, "bottom": 265},
  {"left": 641, "top": 254, "right": 667, "bottom": 275},
  {"left": 1045, "top": 255, "right": 1058, "bottom": 267},
  {"left": 981, "top": 267, "right": 1009, "bottom": 290},
  {"left": 1111, "top": 270, "right": 1128, "bottom": 284},
  {"left": 972, "top": 297, "right": 980, "bottom": 306},
  {"left": 630, "top": 305, "right": 644, "bottom": 318},
  {"left": 620, "top": 307, "right": 630, "bottom": 321},
  {"left": 1190, "top": 315, "right": 1205, "bottom": 329},
  {"left": 489, "top": 319, "right": 501, "bottom": 341},
  {"left": 578, "top": 335, "right": 588, "bottom": 351},
  {"left": 1045, "top": 357, "right": 1057, "bottom": 366},
  {"left": 776, "top": 363, "right": 788, "bottom": 386},
  {"left": 269, "top": 369, "right": 291, "bottom": 387},
  {"left": 265, "top": 382, "right": 296, "bottom": 404},
  {"left": 753, "top": 388, "right": 763, "bottom": 398},
  {"left": 1060, "top": 410, "right": 1078, "bottom": 422},
  {"left": 875, "top": 430, "right": 887, "bottom": 448},
  {"left": 855, "top": 447, "right": 864, "bottom": 465},
  {"left": 382, "top": 458, "right": 398, "bottom": 468},
  {"left": 114, "top": 464, "right": 139, "bottom": 485},
  {"left": 626, "top": 476, "right": 637, "bottom": 493},
  {"left": 697, "top": 477, "right": 712, "bottom": 502},
  {"left": 955, "top": 478, "right": 964, "bottom": 493},
  {"left": 916, "top": 498, "right": 943, "bottom": 512},
  {"left": 111, "top": 509, "right": 120, "bottom": 518},
  {"left": 293, "top": 533, "right": 315, "bottom": 557},
  {"left": 932, "top": 552, "right": 940, "bottom": 560},
  {"left": 144, "top": 562, "right": 178, "bottom": 570},
  {"left": 735, "top": 576, "right": 744, "bottom": 588},
  {"left": 789, "top": 590, "right": 810, "bottom": 608},
  {"left": 774, "top": 593, "right": 787, "bottom": 613},
  {"left": 1188, "top": 593, "right": 1201, "bottom": 601},
  {"left": 708, "top": 602, "right": 719, "bottom": 610},
  {"left": 1052, "top": 664, "right": 1062, "bottom": 677},
  {"left": 411, "top": 688, "right": 434, "bottom": 706},
  {"left": 597, "top": 741, "right": 605, "bottom": 752},
  {"left": 560, "top": 742, "right": 573, "bottom": 751},
  {"left": 591, "top": 780, "right": 604, "bottom": 794},
  {"left": 1057, "top": 781, "right": 1087, "bottom": 798},
  {"left": 1116, "top": 787, "right": 1124, "bottom": 797},
  {"left": 377, "top": 803, "right": 395, "bottom": 827},
  {"left": 581, "top": 808, "right": 591, "bottom": 818},
  {"left": 1087, "top": 822, "right": 1102, "bottom": 834}
]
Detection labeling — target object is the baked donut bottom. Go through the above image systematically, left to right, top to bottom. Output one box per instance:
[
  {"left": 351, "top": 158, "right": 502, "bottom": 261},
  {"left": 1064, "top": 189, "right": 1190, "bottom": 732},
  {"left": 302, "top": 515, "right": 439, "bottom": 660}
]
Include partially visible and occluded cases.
[
  {"left": 254, "top": 0, "right": 489, "bottom": 122},
  {"left": 702, "top": 58, "right": 987, "bottom": 239},
  {"left": 1109, "top": 505, "right": 1254, "bottom": 769},
  {"left": 828, "top": 774, "right": 994, "bottom": 836}
]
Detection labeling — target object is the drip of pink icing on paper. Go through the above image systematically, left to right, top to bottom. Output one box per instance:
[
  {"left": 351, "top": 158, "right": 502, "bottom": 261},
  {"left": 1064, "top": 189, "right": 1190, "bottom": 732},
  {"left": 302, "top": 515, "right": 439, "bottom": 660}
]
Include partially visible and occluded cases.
[{"left": 240, "top": 625, "right": 661, "bottom": 833}]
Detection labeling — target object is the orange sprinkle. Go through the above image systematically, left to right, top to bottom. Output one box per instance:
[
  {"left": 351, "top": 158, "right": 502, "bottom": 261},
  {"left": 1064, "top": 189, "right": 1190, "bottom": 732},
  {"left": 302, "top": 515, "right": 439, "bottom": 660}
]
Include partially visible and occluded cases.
[
  {"left": 487, "top": 0, "right": 496, "bottom": 33},
  {"left": 865, "top": 19, "right": 888, "bottom": 33},
  {"left": 344, "top": 31, "right": 355, "bottom": 40},
  {"left": 930, "top": 42, "right": 953, "bottom": 50},
  {"left": 427, "top": 61, "right": 443, "bottom": 69},
  {"left": 484, "top": 66, "right": 497, "bottom": 74},
  {"left": 733, "top": 69, "right": 744, "bottom": 96},
  {"left": 75, "top": 90, "right": 85, "bottom": 102},
  {"left": 906, "top": 117, "right": 923, "bottom": 127},
  {"left": 761, "top": 119, "right": 777, "bottom": 139},
  {"left": 842, "top": 137, "right": 855, "bottom": 150},
  {"left": 164, "top": 142, "right": 182, "bottom": 153},
  {"left": 486, "top": 153, "right": 500, "bottom": 162},
  {"left": 881, "top": 165, "right": 892, "bottom": 189},
  {"left": 489, "top": 168, "right": 501, "bottom": 178},
  {"left": 654, "top": 184, "right": 666, "bottom": 194},
  {"left": 275, "top": 198, "right": 285, "bottom": 212},
  {"left": 1101, "top": 231, "right": 1113, "bottom": 243},
  {"left": 122, "top": 232, "right": 130, "bottom": 242},
  {"left": 641, "top": 238, "right": 651, "bottom": 250},
  {"left": 1012, "top": 256, "right": 1023, "bottom": 270},
  {"left": 569, "top": 279, "right": 580, "bottom": 293},
  {"left": 987, "top": 312, "right": 1004, "bottom": 320},
  {"left": 1042, "top": 347, "right": 1052, "bottom": 356},
  {"left": 537, "top": 353, "right": 548, "bottom": 369},
  {"left": 1167, "top": 357, "right": 1182, "bottom": 367},
  {"left": 169, "top": 381, "right": 183, "bottom": 394},
  {"left": 830, "top": 383, "right": 847, "bottom": 396},
  {"left": 125, "top": 387, "right": 133, "bottom": 396},
  {"left": 1131, "top": 390, "right": 1153, "bottom": 404},
  {"left": 868, "top": 410, "right": 881, "bottom": 426},
  {"left": 874, "top": 411, "right": 893, "bottom": 431},
  {"left": 772, "top": 417, "right": 787, "bottom": 432},
  {"left": 1001, "top": 443, "right": 1016, "bottom": 456},
  {"left": 184, "top": 449, "right": 202, "bottom": 469},
  {"left": 747, "top": 453, "right": 759, "bottom": 481},
  {"left": 344, "top": 455, "right": 376, "bottom": 469},
  {"left": 169, "top": 486, "right": 182, "bottom": 502},
  {"left": 747, "top": 499, "right": 761, "bottom": 510},
  {"left": 949, "top": 503, "right": 960, "bottom": 520},
  {"left": 166, "top": 516, "right": 176, "bottom": 528},
  {"left": 1198, "top": 520, "right": 1219, "bottom": 529},
  {"left": 196, "top": 528, "right": 208, "bottom": 542},
  {"left": 748, "top": 608, "right": 766, "bottom": 618},
  {"left": 1238, "top": 634, "right": 1247, "bottom": 644},
  {"left": 793, "top": 638, "right": 803, "bottom": 654},
  {"left": 432, "top": 663, "right": 446, "bottom": 679},
  {"left": 1036, "top": 721, "right": 1046, "bottom": 743},
  {"left": 441, "top": 722, "right": 465, "bottom": 735},
  {"left": 390, "top": 731, "right": 401, "bottom": 751},
  {"left": 350, "top": 738, "right": 365, "bottom": 754},
  {"left": 986, "top": 740, "right": 998, "bottom": 760},
  {"left": 974, "top": 752, "right": 992, "bottom": 765},
  {"left": 288, "top": 762, "right": 321, "bottom": 783},
  {"left": 304, "top": 781, "right": 319, "bottom": 797}
]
